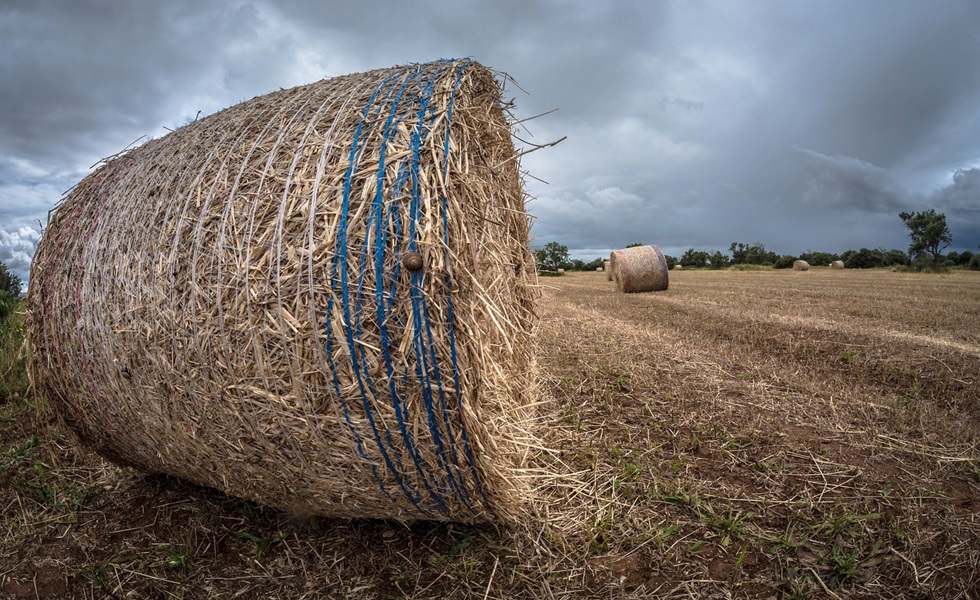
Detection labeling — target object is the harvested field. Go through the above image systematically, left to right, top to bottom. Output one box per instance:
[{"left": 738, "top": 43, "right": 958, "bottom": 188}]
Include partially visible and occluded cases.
[{"left": 2, "top": 268, "right": 979, "bottom": 598}]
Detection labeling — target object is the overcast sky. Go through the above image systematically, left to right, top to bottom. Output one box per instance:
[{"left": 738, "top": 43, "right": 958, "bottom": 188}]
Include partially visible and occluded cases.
[{"left": 2, "top": 0, "right": 979, "bottom": 282}]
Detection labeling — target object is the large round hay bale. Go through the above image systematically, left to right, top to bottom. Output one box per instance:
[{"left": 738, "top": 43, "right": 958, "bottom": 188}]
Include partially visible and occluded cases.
[
  {"left": 27, "top": 59, "right": 539, "bottom": 523},
  {"left": 610, "top": 245, "right": 669, "bottom": 293},
  {"left": 604, "top": 260, "right": 612, "bottom": 281},
  {"left": 793, "top": 260, "right": 810, "bottom": 271},
  {"left": 831, "top": 260, "right": 845, "bottom": 269}
]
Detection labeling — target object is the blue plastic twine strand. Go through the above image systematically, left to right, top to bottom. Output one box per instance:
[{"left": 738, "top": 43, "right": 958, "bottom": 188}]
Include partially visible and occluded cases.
[
  {"left": 324, "top": 59, "right": 494, "bottom": 518},
  {"left": 404, "top": 63, "right": 476, "bottom": 514},
  {"left": 365, "top": 67, "right": 449, "bottom": 515},
  {"left": 327, "top": 68, "right": 431, "bottom": 516}
]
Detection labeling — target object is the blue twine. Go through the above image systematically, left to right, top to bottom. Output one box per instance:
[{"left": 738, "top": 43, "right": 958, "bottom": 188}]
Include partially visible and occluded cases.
[
  {"left": 323, "top": 60, "right": 495, "bottom": 518},
  {"left": 330, "top": 68, "right": 431, "bottom": 516}
]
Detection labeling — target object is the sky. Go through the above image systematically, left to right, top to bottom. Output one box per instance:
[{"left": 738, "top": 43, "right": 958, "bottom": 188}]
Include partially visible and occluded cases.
[{"left": 2, "top": 0, "right": 980, "bottom": 284}]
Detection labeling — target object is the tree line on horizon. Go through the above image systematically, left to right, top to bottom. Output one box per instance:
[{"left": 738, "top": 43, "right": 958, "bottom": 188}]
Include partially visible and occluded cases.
[{"left": 534, "top": 209, "right": 980, "bottom": 272}]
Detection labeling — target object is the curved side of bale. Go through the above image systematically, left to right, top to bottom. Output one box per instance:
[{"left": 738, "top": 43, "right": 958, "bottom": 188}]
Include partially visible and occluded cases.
[
  {"left": 27, "top": 59, "right": 539, "bottom": 524},
  {"left": 611, "top": 245, "right": 669, "bottom": 293},
  {"left": 604, "top": 260, "right": 612, "bottom": 280},
  {"left": 793, "top": 260, "right": 810, "bottom": 271},
  {"left": 831, "top": 260, "right": 845, "bottom": 269}
]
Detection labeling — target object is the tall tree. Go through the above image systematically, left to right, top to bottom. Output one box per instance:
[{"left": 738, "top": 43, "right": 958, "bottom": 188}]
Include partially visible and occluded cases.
[
  {"left": 899, "top": 210, "right": 952, "bottom": 263},
  {"left": 533, "top": 241, "right": 571, "bottom": 271},
  {"left": 729, "top": 242, "right": 778, "bottom": 265},
  {"left": 0, "top": 261, "right": 21, "bottom": 297},
  {"left": 0, "top": 261, "right": 21, "bottom": 323}
]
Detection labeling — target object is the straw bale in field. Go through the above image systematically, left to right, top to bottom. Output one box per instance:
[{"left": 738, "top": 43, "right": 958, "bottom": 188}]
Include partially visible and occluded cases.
[
  {"left": 27, "top": 59, "right": 539, "bottom": 523},
  {"left": 610, "top": 245, "right": 669, "bottom": 293},
  {"left": 604, "top": 260, "right": 612, "bottom": 280},
  {"left": 793, "top": 260, "right": 810, "bottom": 271},
  {"left": 831, "top": 260, "right": 845, "bottom": 269},
  {"left": 673, "top": 264, "right": 683, "bottom": 270}
]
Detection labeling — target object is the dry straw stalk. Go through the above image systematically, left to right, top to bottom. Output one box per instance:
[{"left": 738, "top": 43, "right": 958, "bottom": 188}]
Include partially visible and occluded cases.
[
  {"left": 28, "top": 59, "right": 540, "bottom": 524},
  {"left": 610, "top": 245, "right": 669, "bottom": 293}
]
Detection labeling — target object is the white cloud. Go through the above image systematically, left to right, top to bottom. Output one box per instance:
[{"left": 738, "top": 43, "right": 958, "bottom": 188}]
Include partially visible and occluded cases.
[{"left": 0, "top": 226, "right": 41, "bottom": 281}]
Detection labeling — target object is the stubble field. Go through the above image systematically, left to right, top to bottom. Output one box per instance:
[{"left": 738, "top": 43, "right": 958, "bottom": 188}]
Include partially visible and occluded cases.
[{"left": 2, "top": 268, "right": 979, "bottom": 598}]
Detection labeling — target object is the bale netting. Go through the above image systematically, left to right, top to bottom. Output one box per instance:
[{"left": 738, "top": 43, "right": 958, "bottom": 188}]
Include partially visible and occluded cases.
[
  {"left": 27, "top": 59, "right": 541, "bottom": 524},
  {"left": 610, "top": 245, "right": 669, "bottom": 293},
  {"left": 793, "top": 260, "right": 810, "bottom": 271},
  {"left": 831, "top": 260, "right": 845, "bottom": 269}
]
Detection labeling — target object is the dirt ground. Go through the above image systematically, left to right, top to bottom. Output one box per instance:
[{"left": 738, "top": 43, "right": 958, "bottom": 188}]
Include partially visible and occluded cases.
[{"left": 2, "top": 268, "right": 979, "bottom": 598}]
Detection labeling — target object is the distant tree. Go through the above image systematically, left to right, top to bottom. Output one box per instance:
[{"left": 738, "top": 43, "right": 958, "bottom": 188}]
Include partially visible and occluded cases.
[
  {"left": 899, "top": 209, "right": 952, "bottom": 263},
  {"left": 533, "top": 242, "right": 571, "bottom": 271},
  {"left": 625, "top": 242, "right": 644, "bottom": 248},
  {"left": 729, "top": 242, "right": 778, "bottom": 265},
  {"left": 729, "top": 242, "right": 749, "bottom": 264},
  {"left": 680, "top": 248, "right": 710, "bottom": 268},
  {"left": 840, "top": 248, "right": 885, "bottom": 269},
  {"left": 881, "top": 249, "right": 910, "bottom": 267},
  {"left": 946, "top": 250, "right": 973, "bottom": 267},
  {"left": 708, "top": 251, "right": 731, "bottom": 269},
  {"left": 799, "top": 251, "right": 840, "bottom": 266},
  {"left": 664, "top": 255, "right": 679, "bottom": 269},
  {"left": 773, "top": 255, "right": 797, "bottom": 269},
  {"left": 584, "top": 257, "right": 605, "bottom": 271},
  {"left": 0, "top": 261, "right": 21, "bottom": 298},
  {"left": 0, "top": 261, "right": 20, "bottom": 323}
]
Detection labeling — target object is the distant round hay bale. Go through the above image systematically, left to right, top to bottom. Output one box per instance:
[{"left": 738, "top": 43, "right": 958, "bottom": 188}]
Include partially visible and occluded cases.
[
  {"left": 27, "top": 59, "right": 539, "bottom": 523},
  {"left": 610, "top": 245, "right": 669, "bottom": 293},
  {"left": 604, "top": 260, "right": 612, "bottom": 280},
  {"left": 793, "top": 260, "right": 810, "bottom": 271},
  {"left": 831, "top": 260, "right": 845, "bottom": 269},
  {"left": 673, "top": 264, "right": 683, "bottom": 270},
  {"left": 595, "top": 267, "right": 603, "bottom": 272},
  {"left": 557, "top": 268, "right": 565, "bottom": 275}
]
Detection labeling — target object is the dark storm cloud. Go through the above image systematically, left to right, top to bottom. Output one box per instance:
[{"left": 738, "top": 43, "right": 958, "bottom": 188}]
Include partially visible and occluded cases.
[
  {"left": 0, "top": 0, "right": 309, "bottom": 171},
  {"left": 1, "top": 0, "right": 979, "bottom": 276},
  {"left": 795, "top": 149, "right": 914, "bottom": 213},
  {"left": 928, "top": 168, "right": 980, "bottom": 252}
]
